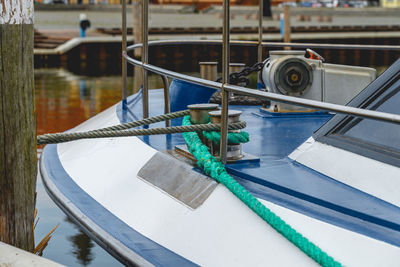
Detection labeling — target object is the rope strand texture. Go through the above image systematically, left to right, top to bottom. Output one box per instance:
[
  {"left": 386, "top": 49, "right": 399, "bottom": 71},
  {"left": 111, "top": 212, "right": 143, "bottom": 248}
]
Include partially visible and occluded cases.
[
  {"left": 37, "top": 109, "right": 191, "bottom": 145},
  {"left": 91, "top": 109, "right": 190, "bottom": 132},
  {"left": 182, "top": 115, "right": 341, "bottom": 267},
  {"left": 37, "top": 120, "right": 246, "bottom": 145},
  {"left": 203, "top": 130, "right": 249, "bottom": 145}
]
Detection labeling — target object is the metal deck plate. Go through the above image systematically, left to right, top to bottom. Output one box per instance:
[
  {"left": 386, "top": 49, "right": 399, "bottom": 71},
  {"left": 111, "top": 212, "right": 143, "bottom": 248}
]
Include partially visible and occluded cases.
[{"left": 137, "top": 152, "right": 217, "bottom": 209}]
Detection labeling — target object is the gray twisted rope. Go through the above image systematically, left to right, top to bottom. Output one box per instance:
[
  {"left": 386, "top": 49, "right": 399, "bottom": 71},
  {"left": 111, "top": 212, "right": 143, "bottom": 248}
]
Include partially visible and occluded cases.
[
  {"left": 37, "top": 109, "right": 189, "bottom": 145},
  {"left": 85, "top": 109, "right": 190, "bottom": 133},
  {"left": 37, "top": 121, "right": 246, "bottom": 145}
]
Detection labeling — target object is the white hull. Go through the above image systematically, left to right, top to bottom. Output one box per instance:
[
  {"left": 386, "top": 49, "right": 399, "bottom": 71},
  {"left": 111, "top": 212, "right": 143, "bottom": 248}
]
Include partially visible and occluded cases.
[{"left": 40, "top": 98, "right": 400, "bottom": 266}]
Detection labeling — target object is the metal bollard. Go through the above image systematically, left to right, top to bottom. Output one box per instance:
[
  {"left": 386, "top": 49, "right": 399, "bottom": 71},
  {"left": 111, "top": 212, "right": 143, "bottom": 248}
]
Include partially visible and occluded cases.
[
  {"left": 199, "top": 62, "right": 218, "bottom": 81},
  {"left": 187, "top": 103, "right": 219, "bottom": 147},
  {"left": 209, "top": 109, "right": 243, "bottom": 160}
]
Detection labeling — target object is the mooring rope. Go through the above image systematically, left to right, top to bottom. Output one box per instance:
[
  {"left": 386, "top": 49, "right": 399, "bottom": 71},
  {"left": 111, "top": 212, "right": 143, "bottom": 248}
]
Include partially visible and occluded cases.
[
  {"left": 38, "top": 107, "right": 341, "bottom": 265},
  {"left": 90, "top": 109, "right": 191, "bottom": 132},
  {"left": 36, "top": 112, "right": 246, "bottom": 145},
  {"left": 182, "top": 115, "right": 341, "bottom": 267},
  {"left": 203, "top": 130, "right": 249, "bottom": 145}
]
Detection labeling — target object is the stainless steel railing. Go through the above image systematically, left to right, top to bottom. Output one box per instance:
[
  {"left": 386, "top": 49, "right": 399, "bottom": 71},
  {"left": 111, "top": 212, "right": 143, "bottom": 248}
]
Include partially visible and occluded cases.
[
  {"left": 121, "top": 0, "right": 400, "bottom": 163},
  {"left": 121, "top": 0, "right": 127, "bottom": 102},
  {"left": 142, "top": 0, "right": 149, "bottom": 118},
  {"left": 220, "top": 0, "right": 230, "bottom": 163},
  {"left": 126, "top": 39, "right": 400, "bottom": 52},
  {"left": 123, "top": 51, "right": 400, "bottom": 122}
]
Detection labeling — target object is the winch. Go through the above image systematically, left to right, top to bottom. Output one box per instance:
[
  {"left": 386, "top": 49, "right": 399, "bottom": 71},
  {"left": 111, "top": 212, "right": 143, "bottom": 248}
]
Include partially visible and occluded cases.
[{"left": 261, "top": 50, "right": 377, "bottom": 113}]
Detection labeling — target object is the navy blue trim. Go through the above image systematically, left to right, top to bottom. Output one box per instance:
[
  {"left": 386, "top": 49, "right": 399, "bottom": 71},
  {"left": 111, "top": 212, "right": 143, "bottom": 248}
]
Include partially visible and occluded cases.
[
  {"left": 117, "top": 89, "right": 400, "bottom": 248},
  {"left": 42, "top": 144, "right": 197, "bottom": 267},
  {"left": 233, "top": 174, "right": 400, "bottom": 247}
]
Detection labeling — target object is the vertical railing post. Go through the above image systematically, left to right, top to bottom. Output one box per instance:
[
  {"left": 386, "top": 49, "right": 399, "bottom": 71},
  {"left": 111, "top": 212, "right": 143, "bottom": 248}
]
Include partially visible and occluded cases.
[
  {"left": 122, "top": 0, "right": 128, "bottom": 102},
  {"left": 133, "top": 0, "right": 143, "bottom": 94},
  {"left": 142, "top": 0, "right": 149, "bottom": 118},
  {"left": 220, "top": 0, "right": 230, "bottom": 164},
  {"left": 257, "top": 0, "right": 263, "bottom": 87},
  {"left": 161, "top": 75, "right": 171, "bottom": 127}
]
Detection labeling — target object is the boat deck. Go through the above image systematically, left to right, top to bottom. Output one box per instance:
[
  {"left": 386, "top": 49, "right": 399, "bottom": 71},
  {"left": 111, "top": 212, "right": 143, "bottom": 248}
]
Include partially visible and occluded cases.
[
  {"left": 41, "top": 86, "right": 400, "bottom": 266},
  {"left": 119, "top": 88, "right": 400, "bottom": 247}
]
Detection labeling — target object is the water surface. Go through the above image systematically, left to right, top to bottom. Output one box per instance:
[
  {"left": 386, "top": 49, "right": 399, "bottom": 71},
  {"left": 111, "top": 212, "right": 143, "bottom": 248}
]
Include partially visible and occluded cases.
[{"left": 35, "top": 68, "right": 163, "bottom": 266}]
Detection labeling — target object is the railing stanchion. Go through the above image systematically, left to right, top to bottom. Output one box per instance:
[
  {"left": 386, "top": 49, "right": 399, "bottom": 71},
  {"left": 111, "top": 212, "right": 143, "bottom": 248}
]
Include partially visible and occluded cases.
[
  {"left": 122, "top": 0, "right": 127, "bottom": 102},
  {"left": 142, "top": 0, "right": 149, "bottom": 118},
  {"left": 220, "top": 0, "right": 230, "bottom": 164},
  {"left": 258, "top": 0, "right": 263, "bottom": 75},
  {"left": 161, "top": 75, "right": 171, "bottom": 127}
]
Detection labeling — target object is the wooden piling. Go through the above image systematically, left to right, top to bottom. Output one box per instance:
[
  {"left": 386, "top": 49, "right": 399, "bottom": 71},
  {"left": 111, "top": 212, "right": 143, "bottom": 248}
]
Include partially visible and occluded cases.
[{"left": 0, "top": 0, "right": 37, "bottom": 252}]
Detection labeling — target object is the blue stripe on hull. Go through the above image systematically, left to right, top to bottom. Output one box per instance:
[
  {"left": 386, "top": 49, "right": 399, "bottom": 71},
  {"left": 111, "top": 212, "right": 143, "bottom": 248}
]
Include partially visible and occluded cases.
[{"left": 41, "top": 144, "right": 197, "bottom": 267}]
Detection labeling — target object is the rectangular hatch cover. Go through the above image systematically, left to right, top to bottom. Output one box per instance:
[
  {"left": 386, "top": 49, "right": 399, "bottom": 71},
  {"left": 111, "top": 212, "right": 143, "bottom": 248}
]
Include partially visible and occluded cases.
[{"left": 137, "top": 152, "right": 217, "bottom": 209}]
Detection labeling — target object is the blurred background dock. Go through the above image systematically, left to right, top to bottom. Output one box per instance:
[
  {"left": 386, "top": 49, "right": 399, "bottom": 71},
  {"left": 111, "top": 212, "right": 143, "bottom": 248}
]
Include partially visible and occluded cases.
[{"left": 34, "top": 5, "right": 400, "bottom": 72}]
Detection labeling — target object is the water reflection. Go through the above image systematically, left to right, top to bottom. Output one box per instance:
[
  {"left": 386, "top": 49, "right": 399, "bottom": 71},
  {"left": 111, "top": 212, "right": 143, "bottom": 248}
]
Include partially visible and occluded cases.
[
  {"left": 34, "top": 68, "right": 195, "bottom": 266},
  {"left": 35, "top": 68, "right": 133, "bottom": 266},
  {"left": 35, "top": 68, "right": 166, "bottom": 136},
  {"left": 35, "top": 69, "right": 125, "bottom": 136},
  {"left": 35, "top": 171, "right": 122, "bottom": 267},
  {"left": 66, "top": 218, "right": 94, "bottom": 267}
]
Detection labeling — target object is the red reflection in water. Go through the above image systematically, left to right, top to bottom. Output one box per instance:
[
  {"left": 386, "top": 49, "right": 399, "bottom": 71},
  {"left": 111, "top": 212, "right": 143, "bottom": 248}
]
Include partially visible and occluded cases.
[{"left": 35, "top": 69, "right": 124, "bottom": 141}]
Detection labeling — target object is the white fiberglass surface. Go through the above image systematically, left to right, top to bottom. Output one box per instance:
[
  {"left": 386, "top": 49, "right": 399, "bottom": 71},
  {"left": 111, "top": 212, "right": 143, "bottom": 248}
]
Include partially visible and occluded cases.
[
  {"left": 56, "top": 107, "right": 400, "bottom": 266},
  {"left": 57, "top": 120, "right": 315, "bottom": 266},
  {"left": 290, "top": 138, "right": 400, "bottom": 208},
  {"left": 263, "top": 200, "right": 400, "bottom": 266}
]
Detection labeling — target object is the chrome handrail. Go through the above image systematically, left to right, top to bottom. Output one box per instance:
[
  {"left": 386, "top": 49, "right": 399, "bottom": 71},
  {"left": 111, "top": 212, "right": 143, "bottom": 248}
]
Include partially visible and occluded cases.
[
  {"left": 122, "top": 0, "right": 400, "bottom": 162},
  {"left": 126, "top": 39, "right": 400, "bottom": 52},
  {"left": 126, "top": 39, "right": 259, "bottom": 51},
  {"left": 261, "top": 42, "right": 400, "bottom": 51},
  {"left": 123, "top": 48, "right": 400, "bottom": 119},
  {"left": 123, "top": 50, "right": 400, "bottom": 125},
  {"left": 224, "top": 85, "right": 400, "bottom": 124}
]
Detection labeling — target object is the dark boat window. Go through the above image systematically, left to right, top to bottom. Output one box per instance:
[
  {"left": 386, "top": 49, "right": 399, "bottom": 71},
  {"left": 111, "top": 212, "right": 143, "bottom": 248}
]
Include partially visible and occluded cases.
[
  {"left": 314, "top": 59, "right": 400, "bottom": 166},
  {"left": 341, "top": 81, "right": 400, "bottom": 151}
]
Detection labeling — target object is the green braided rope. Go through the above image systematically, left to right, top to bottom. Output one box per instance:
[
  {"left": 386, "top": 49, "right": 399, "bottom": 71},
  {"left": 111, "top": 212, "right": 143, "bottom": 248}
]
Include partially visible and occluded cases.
[
  {"left": 182, "top": 116, "right": 341, "bottom": 267},
  {"left": 203, "top": 130, "right": 250, "bottom": 145}
]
